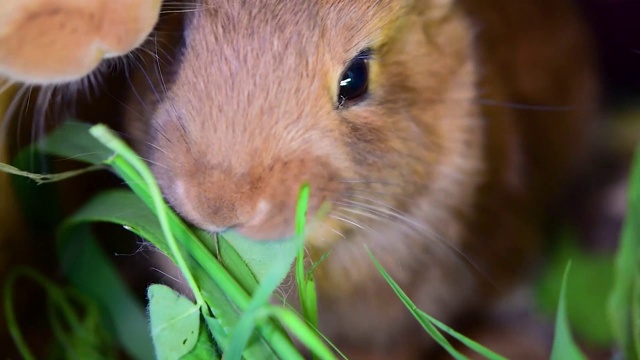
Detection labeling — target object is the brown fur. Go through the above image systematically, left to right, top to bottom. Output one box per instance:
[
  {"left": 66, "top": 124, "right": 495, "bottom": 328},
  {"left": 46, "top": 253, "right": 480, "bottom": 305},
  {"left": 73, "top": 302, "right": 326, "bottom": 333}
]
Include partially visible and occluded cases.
[
  {"left": 0, "top": 0, "right": 161, "bottom": 84},
  {"left": 120, "top": 0, "right": 598, "bottom": 357}
]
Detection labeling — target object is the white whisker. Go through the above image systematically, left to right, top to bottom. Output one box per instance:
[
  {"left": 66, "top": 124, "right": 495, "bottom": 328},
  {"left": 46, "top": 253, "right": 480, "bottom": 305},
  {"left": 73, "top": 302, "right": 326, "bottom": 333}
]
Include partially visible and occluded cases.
[{"left": 329, "top": 213, "right": 367, "bottom": 230}]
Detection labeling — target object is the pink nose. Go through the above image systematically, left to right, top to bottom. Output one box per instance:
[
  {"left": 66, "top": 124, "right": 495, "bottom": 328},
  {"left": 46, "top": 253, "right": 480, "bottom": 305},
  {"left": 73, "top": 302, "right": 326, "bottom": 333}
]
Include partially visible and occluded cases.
[
  {"left": 167, "top": 157, "right": 339, "bottom": 241},
  {"left": 173, "top": 176, "right": 305, "bottom": 241},
  {"left": 193, "top": 199, "right": 281, "bottom": 239}
]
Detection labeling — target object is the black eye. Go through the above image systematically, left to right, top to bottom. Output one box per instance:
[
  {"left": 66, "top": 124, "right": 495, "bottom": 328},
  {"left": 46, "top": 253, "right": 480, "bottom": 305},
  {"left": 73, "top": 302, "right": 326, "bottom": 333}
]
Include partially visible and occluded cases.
[{"left": 337, "top": 49, "right": 371, "bottom": 108}]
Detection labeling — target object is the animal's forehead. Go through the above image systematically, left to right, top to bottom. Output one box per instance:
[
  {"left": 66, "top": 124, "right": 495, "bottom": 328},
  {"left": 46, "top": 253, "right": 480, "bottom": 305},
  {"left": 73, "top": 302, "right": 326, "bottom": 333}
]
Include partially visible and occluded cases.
[
  {"left": 175, "top": 0, "right": 406, "bottom": 106},
  {"left": 196, "top": 0, "right": 404, "bottom": 58}
]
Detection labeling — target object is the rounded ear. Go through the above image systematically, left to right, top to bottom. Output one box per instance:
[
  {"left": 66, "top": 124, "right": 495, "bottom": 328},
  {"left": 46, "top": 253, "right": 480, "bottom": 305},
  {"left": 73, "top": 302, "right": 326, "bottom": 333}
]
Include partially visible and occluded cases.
[
  {"left": 0, "top": 0, "right": 161, "bottom": 85},
  {"left": 411, "top": 0, "right": 457, "bottom": 22}
]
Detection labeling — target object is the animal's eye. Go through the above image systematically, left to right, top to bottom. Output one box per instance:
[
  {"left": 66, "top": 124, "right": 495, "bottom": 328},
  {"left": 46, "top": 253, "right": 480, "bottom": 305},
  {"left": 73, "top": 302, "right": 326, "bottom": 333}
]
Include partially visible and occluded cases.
[{"left": 337, "top": 48, "right": 371, "bottom": 108}]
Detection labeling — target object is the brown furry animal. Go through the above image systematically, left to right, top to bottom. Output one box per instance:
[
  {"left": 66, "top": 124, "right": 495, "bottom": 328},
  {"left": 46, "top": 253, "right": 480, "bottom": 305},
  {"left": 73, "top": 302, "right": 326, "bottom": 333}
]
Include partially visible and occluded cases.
[{"left": 120, "top": 0, "right": 598, "bottom": 357}]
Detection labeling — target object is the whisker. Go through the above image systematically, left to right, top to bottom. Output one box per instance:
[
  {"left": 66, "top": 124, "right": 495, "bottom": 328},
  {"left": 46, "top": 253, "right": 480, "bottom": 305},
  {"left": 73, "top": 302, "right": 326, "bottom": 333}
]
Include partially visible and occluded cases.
[
  {"left": 160, "top": 1, "right": 213, "bottom": 14},
  {"left": 160, "top": 8, "right": 208, "bottom": 14},
  {"left": 152, "top": 32, "right": 191, "bottom": 151},
  {"left": 125, "top": 55, "right": 154, "bottom": 113},
  {"left": 0, "top": 80, "right": 15, "bottom": 96},
  {"left": 0, "top": 83, "right": 23, "bottom": 136},
  {"left": 15, "top": 85, "right": 34, "bottom": 153},
  {"left": 33, "top": 86, "right": 54, "bottom": 139},
  {"left": 102, "top": 88, "right": 146, "bottom": 121},
  {"left": 477, "top": 98, "right": 579, "bottom": 112},
  {"left": 152, "top": 123, "right": 173, "bottom": 144},
  {"left": 145, "top": 140, "right": 168, "bottom": 155},
  {"left": 51, "top": 151, "right": 112, "bottom": 162},
  {"left": 139, "top": 156, "right": 170, "bottom": 170},
  {"left": 339, "top": 179, "right": 403, "bottom": 187},
  {"left": 345, "top": 187, "right": 411, "bottom": 199},
  {"left": 343, "top": 193, "right": 410, "bottom": 217},
  {"left": 336, "top": 195, "right": 497, "bottom": 288},
  {"left": 334, "top": 202, "right": 393, "bottom": 222},
  {"left": 328, "top": 213, "right": 367, "bottom": 230},
  {"left": 320, "top": 222, "right": 346, "bottom": 239},
  {"left": 151, "top": 266, "right": 184, "bottom": 285}
]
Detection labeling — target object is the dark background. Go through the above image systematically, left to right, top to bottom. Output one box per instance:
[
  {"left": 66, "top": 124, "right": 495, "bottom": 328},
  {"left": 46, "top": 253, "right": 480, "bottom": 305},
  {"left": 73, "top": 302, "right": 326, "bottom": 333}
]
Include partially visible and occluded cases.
[{"left": 581, "top": 0, "right": 640, "bottom": 105}]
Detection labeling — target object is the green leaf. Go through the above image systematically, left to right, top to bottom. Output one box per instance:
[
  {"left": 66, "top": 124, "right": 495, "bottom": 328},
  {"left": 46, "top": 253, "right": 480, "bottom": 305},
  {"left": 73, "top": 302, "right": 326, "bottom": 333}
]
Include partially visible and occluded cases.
[
  {"left": 38, "top": 121, "right": 112, "bottom": 164},
  {"left": 32, "top": 122, "right": 324, "bottom": 358},
  {"left": 43, "top": 123, "right": 295, "bottom": 358},
  {"left": 90, "top": 124, "right": 207, "bottom": 310},
  {"left": 609, "top": 146, "right": 640, "bottom": 360},
  {"left": 55, "top": 186, "right": 288, "bottom": 359},
  {"left": 56, "top": 189, "right": 239, "bottom": 355},
  {"left": 57, "top": 225, "right": 155, "bottom": 360},
  {"left": 223, "top": 231, "right": 297, "bottom": 285},
  {"left": 536, "top": 232, "right": 614, "bottom": 346},
  {"left": 214, "top": 233, "right": 259, "bottom": 294},
  {"left": 225, "top": 238, "right": 299, "bottom": 360},
  {"left": 550, "top": 262, "right": 588, "bottom": 360},
  {"left": 3, "top": 267, "right": 116, "bottom": 360},
  {"left": 634, "top": 276, "right": 640, "bottom": 360},
  {"left": 148, "top": 284, "right": 202, "bottom": 360},
  {"left": 46, "top": 289, "right": 116, "bottom": 360},
  {"left": 203, "top": 313, "right": 227, "bottom": 354},
  {"left": 182, "top": 317, "right": 221, "bottom": 360}
]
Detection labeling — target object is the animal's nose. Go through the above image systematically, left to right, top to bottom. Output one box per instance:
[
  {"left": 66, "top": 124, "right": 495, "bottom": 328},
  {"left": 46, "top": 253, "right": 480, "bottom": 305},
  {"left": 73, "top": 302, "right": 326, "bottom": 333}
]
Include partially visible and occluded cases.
[
  {"left": 171, "top": 158, "right": 336, "bottom": 241},
  {"left": 168, "top": 167, "right": 321, "bottom": 240},
  {"left": 174, "top": 179, "right": 281, "bottom": 239},
  {"left": 181, "top": 185, "right": 300, "bottom": 240}
]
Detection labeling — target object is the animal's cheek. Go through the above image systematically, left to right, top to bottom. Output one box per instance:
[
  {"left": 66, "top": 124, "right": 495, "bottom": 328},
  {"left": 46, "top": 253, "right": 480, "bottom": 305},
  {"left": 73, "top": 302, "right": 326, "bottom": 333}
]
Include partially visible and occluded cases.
[{"left": 338, "top": 103, "right": 422, "bottom": 172}]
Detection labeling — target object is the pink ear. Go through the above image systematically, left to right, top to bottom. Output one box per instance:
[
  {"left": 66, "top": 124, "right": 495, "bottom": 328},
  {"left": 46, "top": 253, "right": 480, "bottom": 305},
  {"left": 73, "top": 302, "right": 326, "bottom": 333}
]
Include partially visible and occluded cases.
[{"left": 0, "top": 0, "right": 161, "bottom": 85}]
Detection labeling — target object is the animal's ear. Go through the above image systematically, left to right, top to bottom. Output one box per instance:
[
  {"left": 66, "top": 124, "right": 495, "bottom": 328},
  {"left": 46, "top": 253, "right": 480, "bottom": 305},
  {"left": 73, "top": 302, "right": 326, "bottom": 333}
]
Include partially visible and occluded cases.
[
  {"left": 0, "top": 0, "right": 161, "bottom": 84},
  {"left": 408, "top": 0, "right": 465, "bottom": 47},
  {"left": 411, "top": 0, "right": 457, "bottom": 22}
]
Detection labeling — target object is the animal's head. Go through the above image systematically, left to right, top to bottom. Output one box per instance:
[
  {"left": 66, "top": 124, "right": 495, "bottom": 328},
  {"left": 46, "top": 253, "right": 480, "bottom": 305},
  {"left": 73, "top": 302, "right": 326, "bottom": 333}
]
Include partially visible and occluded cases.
[{"left": 130, "top": 0, "right": 483, "bottom": 246}]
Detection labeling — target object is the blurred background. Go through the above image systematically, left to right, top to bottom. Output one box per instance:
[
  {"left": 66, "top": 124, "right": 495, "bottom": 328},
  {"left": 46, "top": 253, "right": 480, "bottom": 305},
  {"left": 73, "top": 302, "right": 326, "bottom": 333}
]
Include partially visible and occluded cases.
[{"left": 582, "top": 0, "right": 640, "bottom": 106}]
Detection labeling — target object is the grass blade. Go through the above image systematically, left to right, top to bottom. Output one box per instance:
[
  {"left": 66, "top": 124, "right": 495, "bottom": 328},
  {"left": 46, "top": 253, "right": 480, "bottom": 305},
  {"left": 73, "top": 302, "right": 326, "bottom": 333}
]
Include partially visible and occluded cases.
[
  {"left": 89, "top": 124, "right": 206, "bottom": 309},
  {"left": 608, "top": 146, "right": 640, "bottom": 360},
  {"left": 294, "top": 184, "right": 319, "bottom": 329},
  {"left": 367, "top": 248, "right": 468, "bottom": 360},
  {"left": 550, "top": 262, "right": 588, "bottom": 360},
  {"left": 271, "top": 307, "right": 336, "bottom": 360},
  {"left": 417, "top": 311, "right": 507, "bottom": 360}
]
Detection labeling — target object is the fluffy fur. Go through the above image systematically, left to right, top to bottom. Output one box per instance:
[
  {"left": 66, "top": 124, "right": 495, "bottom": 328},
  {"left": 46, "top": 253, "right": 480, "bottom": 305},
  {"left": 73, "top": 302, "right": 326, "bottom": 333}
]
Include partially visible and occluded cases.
[
  {"left": 0, "top": 0, "right": 161, "bottom": 84},
  {"left": 0, "top": 0, "right": 597, "bottom": 357},
  {"left": 123, "top": 0, "right": 597, "bottom": 357}
]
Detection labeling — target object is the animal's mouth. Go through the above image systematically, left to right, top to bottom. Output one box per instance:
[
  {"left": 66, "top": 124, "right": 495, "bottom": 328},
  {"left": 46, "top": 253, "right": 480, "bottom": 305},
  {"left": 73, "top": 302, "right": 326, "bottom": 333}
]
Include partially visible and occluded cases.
[{"left": 212, "top": 199, "right": 345, "bottom": 246}]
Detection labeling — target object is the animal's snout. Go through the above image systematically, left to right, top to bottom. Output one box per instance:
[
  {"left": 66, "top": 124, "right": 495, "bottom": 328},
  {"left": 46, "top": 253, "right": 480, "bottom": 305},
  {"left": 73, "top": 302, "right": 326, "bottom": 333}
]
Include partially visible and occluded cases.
[{"left": 170, "top": 157, "right": 341, "bottom": 241}]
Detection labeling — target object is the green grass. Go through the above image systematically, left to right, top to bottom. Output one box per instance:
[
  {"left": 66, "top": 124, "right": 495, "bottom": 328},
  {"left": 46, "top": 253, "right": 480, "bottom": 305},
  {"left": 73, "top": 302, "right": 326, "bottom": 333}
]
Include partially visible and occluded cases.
[
  {"left": 2, "top": 121, "right": 639, "bottom": 359},
  {"left": 609, "top": 145, "right": 640, "bottom": 359}
]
